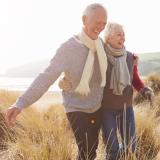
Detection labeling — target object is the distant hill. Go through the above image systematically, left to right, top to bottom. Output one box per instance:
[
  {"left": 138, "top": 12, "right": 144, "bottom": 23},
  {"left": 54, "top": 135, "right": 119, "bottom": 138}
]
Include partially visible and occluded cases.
[
  {"left": 2, "top": 52, "right": 160, "bottom": 78},
  {"left": 138, "top": 52, "right": 160, "bottom": 76},
  {"left": 138, "top": 52, "right": 160, "bottom": 61},
  {"left": 3, "top": 59, "right": 50, "bottom": 77}
]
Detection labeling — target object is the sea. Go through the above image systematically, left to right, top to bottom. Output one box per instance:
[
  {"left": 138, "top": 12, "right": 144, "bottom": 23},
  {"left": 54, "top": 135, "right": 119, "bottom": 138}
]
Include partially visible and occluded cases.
[{"left": 0, "top": 77, "right": 61, "bottom": 91}]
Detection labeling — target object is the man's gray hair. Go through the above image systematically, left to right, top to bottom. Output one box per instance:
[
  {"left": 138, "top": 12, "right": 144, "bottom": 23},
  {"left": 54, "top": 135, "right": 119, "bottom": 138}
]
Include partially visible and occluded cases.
[
  {"left": 83, "top": 3, "right": 107, "bottom": 16},
  {"left": 104, "top": 22, "right": 124, "bottom": 41}
]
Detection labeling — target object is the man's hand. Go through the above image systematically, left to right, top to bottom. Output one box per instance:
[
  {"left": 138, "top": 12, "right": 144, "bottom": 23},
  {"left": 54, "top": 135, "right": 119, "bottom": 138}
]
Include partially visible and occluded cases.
[
  {"left": 133, "top": 54, "right": 139, "bottom": 66},
  {"left": 5, "top": 106, "right": 22, "bottom": 126}
]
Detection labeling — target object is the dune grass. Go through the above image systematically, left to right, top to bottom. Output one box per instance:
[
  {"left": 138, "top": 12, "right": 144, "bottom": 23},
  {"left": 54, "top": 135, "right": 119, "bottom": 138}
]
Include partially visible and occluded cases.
[{"left": 0, "top": 74, "right": 160, "bottom": 159}]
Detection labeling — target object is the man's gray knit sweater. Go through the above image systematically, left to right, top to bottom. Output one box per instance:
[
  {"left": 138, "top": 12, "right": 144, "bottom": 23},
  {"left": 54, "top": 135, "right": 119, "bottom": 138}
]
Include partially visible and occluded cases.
[{"left": 14, "top": 36, "right": 104, "bottom": 113}]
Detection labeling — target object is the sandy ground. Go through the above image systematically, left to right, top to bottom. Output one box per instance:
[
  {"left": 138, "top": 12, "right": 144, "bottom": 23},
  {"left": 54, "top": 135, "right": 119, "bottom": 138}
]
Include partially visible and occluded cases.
[
  {"left": 9, "top": 90, "right": 63, "bottom": 111},
  {"left": 34, "top": 91, "right": 62, "bottom": 106}
]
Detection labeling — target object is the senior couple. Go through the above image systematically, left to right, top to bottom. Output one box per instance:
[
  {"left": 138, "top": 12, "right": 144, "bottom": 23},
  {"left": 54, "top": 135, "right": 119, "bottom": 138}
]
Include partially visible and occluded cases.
[{"left": 5, "top": 3, "right": 153, "bottom": 160}]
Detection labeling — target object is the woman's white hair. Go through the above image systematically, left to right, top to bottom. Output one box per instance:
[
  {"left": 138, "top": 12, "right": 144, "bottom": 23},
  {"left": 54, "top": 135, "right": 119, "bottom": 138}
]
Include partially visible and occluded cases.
[
  {"left": 83, "top": 3, "right": 107, "bottom": 16},
  {"left": 104, "top": 22, "right": 124, "bottom": 41}
]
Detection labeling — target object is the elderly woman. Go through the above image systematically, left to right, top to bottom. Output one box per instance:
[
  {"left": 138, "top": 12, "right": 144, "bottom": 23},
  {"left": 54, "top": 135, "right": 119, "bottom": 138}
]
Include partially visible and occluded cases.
[
  {"left": 59, "top": 22, "right": 154, "bottom": 160},
  {"left": 100, "top": 22, "right": 154, "bottom": 160},
  {"left": 102, "top": 23, "right": 140, "bottom": 159}
]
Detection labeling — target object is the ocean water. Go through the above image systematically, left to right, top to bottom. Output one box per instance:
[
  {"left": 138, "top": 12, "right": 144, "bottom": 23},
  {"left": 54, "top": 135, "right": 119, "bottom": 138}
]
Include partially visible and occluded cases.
[{"left": 0, "top": 77, "right": 61, "bottom": 91}]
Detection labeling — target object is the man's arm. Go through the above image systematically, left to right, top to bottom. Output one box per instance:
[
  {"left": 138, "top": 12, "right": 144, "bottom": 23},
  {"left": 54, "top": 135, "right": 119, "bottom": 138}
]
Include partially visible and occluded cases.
[
  {"left": 5, "top": 45, "right": 70, "bottom": 125},
  {"left": 15, "top": 45, "right": 69, "bottom": 109}
]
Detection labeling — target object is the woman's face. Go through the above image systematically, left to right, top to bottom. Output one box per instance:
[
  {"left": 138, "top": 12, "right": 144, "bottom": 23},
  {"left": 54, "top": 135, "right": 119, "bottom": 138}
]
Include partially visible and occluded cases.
[{"left": 106, "top": 28, "right": 125, "bottom": 49}]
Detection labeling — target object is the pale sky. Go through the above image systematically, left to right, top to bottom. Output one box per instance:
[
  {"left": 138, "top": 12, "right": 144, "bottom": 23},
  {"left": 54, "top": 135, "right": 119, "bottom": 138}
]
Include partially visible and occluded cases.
[{"left": 0, "top": 0, "right": 160, "bottom": 74}]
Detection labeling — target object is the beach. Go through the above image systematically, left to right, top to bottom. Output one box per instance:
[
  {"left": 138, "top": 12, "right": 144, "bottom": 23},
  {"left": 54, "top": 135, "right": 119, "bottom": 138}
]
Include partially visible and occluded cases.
[
  {"left": 0, "top": 76, "right": 63, "bottom": 110},
  {"left": 0, "top": 90, "right": 63, "bottom": 111},
  {"left": 33, "top": 91, "right": 62, "bottom": 110}
]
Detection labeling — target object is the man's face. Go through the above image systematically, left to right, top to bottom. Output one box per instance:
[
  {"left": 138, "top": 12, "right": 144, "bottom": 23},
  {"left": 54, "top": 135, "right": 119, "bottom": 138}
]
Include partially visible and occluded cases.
[
  {"left": 83, "top": 8, "right": 107, "bottom": 40},
  {"left": 106, "top": 28, "right": 125, "bottom": 49}
]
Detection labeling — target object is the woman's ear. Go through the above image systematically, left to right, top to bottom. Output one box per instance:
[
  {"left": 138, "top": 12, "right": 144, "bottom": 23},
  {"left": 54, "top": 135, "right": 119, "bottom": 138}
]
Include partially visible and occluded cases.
[
  {"left": 82, "top": 15, "right": 86, "bottom": 25},
  {"left": 105, "top": 37, "right": 109, "bottom": 44}
]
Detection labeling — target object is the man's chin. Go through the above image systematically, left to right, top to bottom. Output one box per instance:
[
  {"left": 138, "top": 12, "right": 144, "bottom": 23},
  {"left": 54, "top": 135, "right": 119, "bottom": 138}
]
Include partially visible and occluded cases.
[{"left": 92, "top": 35, "right": 99, "bottom": 40}]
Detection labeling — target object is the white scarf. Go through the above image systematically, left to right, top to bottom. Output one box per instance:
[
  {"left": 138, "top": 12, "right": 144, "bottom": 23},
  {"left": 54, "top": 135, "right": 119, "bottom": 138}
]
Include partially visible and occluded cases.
[{"left": 75, "top": 29, "right": 107, "bottom": 96}]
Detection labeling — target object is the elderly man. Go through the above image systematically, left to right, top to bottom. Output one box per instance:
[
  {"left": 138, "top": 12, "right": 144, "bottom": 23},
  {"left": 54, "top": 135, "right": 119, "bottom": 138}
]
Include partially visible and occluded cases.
[{"left": 5, "top": 3, "right": 107, "bottom": 160}]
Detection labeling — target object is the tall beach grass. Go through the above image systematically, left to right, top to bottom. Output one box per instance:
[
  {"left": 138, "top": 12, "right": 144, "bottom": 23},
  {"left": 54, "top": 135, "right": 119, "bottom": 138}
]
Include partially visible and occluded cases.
[{"left": 0, "top": 74, "right": 160, "bottom": 159}]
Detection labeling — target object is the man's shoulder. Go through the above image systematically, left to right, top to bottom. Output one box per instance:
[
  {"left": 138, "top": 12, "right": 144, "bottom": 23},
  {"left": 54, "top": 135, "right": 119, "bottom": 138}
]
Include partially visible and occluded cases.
[
  {"left": 55, "top": 36, "right": 82, "bottom": 58},
  {"left": 59, "top": 36, "right": 80, "bottom": 50}
]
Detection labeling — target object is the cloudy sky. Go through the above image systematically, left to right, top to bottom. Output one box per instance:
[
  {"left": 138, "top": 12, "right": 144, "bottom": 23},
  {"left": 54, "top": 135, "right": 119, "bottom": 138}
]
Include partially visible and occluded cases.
[{"left": 0, "top": 0, "right": 160, "bottom": 73}]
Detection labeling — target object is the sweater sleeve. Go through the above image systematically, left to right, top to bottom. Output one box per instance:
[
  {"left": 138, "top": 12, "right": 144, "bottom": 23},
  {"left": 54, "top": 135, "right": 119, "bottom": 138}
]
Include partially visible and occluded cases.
[
  {"left": 14, "top": 45, "right": 70, "bottom": 109},
  {"left": 132, "top": 65, "right": 144, "bottom": 91}
]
